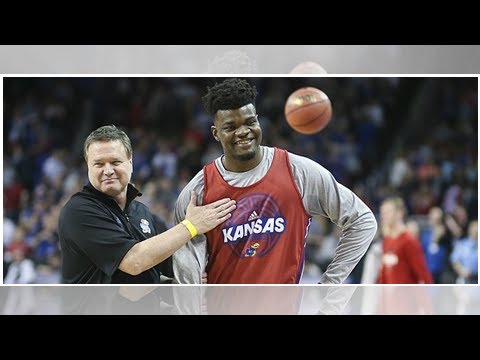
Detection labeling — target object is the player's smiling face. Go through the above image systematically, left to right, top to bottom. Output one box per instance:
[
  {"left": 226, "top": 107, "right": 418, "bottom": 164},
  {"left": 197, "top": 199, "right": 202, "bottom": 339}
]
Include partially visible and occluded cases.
[{"left": 212, "top": 103, "right": 263, "bottom": 172}]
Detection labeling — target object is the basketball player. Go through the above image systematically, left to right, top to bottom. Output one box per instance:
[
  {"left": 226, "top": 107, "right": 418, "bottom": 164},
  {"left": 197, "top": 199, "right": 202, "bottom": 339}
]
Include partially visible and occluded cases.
[{"left": 173, "top": 78, "right": 377, "bottom": 284}]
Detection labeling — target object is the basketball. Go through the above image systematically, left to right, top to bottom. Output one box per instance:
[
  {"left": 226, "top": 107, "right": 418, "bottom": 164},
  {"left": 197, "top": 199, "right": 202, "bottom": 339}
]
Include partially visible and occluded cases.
[{"left": 284, "top": 87, "right": 332, "bottom": 134}]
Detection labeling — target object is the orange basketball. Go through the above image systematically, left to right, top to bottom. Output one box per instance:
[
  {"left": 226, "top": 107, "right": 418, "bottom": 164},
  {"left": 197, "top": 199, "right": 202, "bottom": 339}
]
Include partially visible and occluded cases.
[{"left": 284, "top": 87, "right": 332, "bottom": 134}]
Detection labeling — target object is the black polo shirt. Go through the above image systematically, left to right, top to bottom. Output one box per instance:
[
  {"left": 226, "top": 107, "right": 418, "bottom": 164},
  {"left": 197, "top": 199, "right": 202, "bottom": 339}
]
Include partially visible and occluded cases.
[{"left": 58, "top": 182, "right": 171, "bottom": 284}]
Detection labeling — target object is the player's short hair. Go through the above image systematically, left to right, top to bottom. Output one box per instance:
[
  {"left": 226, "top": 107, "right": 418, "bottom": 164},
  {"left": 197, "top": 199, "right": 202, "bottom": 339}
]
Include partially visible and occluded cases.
[
  {"left": 202, "top": 78, "right": 258, "bottom": 117},
  {"left": 84, "top": 125, "right": 132, "bottom": 161}
]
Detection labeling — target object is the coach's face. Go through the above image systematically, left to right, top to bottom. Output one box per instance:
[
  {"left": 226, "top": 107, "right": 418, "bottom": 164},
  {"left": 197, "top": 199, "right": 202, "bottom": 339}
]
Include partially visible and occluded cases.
[
  {"left": 211, "top": 103, "right": 262, "bottom": 172},
  {"left": 86, "top": 140, "right": 133, "bottom": 199}
]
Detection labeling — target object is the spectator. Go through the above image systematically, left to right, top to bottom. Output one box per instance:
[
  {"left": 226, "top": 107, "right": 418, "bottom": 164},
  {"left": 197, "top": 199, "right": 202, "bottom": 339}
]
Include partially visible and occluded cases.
[
  {"left": 377, "top": 197, "right": 433, "bottom": 284},
  {"left": 450, "top": 220, "right": 478, "bottom": 284}
]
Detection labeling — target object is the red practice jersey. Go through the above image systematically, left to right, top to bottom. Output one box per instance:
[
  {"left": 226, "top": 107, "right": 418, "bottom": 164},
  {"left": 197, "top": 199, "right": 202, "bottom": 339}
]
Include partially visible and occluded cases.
[
  {"left": 203, "top": 148, "right": 311, "bottom": 283},
  {"left": 377, "top": 230, "right": 433, "bottom": 284}
]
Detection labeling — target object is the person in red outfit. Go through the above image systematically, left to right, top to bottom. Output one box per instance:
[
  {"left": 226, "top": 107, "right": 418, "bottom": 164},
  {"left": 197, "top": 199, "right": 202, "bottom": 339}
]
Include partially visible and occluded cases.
[{"left": 377, "top": 197, "right": 433, "bottom": 284}]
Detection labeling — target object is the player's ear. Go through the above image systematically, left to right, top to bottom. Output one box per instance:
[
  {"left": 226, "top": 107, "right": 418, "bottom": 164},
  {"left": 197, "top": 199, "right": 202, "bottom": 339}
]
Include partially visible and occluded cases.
[{"left": 211, "top": 125, "right": 219, "bottom": 142}]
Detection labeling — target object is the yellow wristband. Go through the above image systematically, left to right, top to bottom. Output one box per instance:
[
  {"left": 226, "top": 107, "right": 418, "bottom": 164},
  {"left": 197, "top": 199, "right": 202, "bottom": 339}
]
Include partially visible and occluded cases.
[{"left": 181, "top": 219, "right": 198, "bottom": 238}]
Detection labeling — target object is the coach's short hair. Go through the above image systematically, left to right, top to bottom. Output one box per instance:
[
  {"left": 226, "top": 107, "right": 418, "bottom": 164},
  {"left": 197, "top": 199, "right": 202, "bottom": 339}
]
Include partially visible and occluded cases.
[{"left": 84, "top": 125, "right": 132, "bottom": 161}]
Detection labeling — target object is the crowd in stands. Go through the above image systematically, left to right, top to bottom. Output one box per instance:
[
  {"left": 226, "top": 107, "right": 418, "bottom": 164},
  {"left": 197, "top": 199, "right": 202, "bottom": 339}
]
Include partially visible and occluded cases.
[{"left": 3, "top": 77, "right": 477, "bottom": 284}]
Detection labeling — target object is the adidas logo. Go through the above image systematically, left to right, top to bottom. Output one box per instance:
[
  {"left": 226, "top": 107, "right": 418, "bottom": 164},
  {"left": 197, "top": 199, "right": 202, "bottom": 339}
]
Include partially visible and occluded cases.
[{"left": 248, "top": 211, "right": 259, "bottom": 221}]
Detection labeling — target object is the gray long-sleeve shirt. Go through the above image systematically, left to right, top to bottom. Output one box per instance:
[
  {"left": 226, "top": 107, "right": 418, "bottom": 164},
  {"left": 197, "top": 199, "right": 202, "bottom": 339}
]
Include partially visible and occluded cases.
[{"left": 173, "top": 146, "right": 377, "bottom": 284}]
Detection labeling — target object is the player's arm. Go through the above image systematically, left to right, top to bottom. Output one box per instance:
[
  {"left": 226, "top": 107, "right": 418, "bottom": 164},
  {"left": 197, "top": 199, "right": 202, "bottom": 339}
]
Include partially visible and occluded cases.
[
  {"left": 289, "top": 153, "right": 378, "bottom": 284},
  {"left": 172, "top": 171, "right": 209, "bottom": 284},
  {"left": 119, "top": 191, "right": 235, "bottom": 276},
  {"left": 361, "top": 241, "right": 383, "bottom": 284}
]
